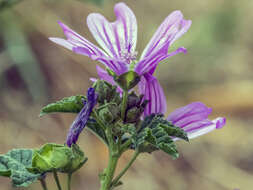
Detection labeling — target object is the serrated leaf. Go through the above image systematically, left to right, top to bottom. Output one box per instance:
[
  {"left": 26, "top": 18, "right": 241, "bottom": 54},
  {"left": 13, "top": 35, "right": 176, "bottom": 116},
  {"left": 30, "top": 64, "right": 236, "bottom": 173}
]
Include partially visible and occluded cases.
[
  {"left": 40, "top": 95, "right": 86, "bottom": 116},
  {"left": 134, "top": 114, "right": 184, "bottom": 159},
  {"left": 140, "top": 114, "right": 188, "bottom": 141},
  {"left": 159, "top": 123, "right": 188, "bottom": 141},
  {"left": 158, "top": 143, "right": 179, "bottom": 159},
  {"left": 0, "top": 149, "right": 40, "bottom": 187}
]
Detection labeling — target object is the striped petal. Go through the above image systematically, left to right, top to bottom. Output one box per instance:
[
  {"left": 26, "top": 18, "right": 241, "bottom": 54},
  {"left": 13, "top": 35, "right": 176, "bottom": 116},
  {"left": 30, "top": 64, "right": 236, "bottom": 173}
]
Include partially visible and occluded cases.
[
  {"left": 87, "top": 2, "right": 137, "bottom": 59},
  {"left": 135, "top": 11, "right": 191, "bottom": 75},
  {"left": 140, "top": 11, "right": 191, "bottom": 60},
  {"left": 50, "top": 21, "right": 127, "bottom": 75},
  {"left": 50, "top": 21, "right": 106, "bottom": 57},
  {"left": 135, "top": 46, "right": 187, "bottom": 75},
  {"left": 139, "top": 73, "right": 167, "bottom": 116},
  {"left": 167, "top": 102, "right": 226, "bottom": 140}
]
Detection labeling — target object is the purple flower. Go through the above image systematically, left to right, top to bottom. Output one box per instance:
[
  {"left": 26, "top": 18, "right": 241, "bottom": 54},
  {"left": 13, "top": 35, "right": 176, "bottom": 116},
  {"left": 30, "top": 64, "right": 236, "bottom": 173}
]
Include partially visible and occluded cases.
[
  {"left": 49, "top": 2, "right": 191, "bottom": 116},
  {"left": 66, "top": 88, "right": 97, "bottom": 147},
  {"left": 167, "top": 102, "right": 226, "bottom": 140}
]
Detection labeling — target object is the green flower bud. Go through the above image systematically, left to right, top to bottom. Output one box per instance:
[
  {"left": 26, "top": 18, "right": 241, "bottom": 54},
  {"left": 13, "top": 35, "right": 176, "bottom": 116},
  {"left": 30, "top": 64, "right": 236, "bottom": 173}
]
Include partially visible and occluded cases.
[
  {"left": 93, "top": 80, "right": 120, "bottom": 104},
  {"left": 98, "top": 103, "right": 120, "bottom": 123},
  {"left": 32, "top": 143, "right": 87, "bottom": 173},
  {"left": 32, "top": 144, "right": 72, "bottom": 172},
  {"left": 60, "top": 144, "right": 88, "bottom": 173}
]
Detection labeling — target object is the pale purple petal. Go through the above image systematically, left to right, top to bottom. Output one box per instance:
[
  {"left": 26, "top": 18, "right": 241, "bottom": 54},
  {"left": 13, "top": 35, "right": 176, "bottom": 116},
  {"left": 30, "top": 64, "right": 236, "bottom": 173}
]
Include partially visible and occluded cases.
[
  {"left": 87, "top": 2, "right": 137, "bottom": 59},
  {"left": 140, "top": 11, "right": 191, "bottom": 60},
  {"left": 50, "top": 21, "right": 128, "bottom": 75},
  {"left": 51, "top": 21, "right": 107, "bottom": 57},
  {"left": 49, "top": 37, "right": 74, "bottom": 50},
  {"left": 135, "top": 46, "right": 187, "bottom": 75},
  {"left": 91, "top": 55, "right": 128, "bottom": 75},
  {"left": 96, "top": 65, "right": 115, "bottom": 84},
  {"left": 95, "top": 66, "right": 123, "bottom": 93},
  {"left": 139, "top": 73, "right": 167, "bottom": 116},
  {"left": 167, "top": 102, "right": 226, "bottom": 140},
  {"left": 167, "top": 102, "right": 212, "bottom": 127},
  {"left": 185, "top": 117, "right": 226, "bottom": 139}
]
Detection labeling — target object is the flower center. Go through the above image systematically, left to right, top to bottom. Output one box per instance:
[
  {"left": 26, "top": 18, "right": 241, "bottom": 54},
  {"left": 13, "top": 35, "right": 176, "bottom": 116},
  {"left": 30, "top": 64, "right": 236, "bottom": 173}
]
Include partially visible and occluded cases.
[{"left": 120, "top": 49, "right": 138, "bottom": 64}]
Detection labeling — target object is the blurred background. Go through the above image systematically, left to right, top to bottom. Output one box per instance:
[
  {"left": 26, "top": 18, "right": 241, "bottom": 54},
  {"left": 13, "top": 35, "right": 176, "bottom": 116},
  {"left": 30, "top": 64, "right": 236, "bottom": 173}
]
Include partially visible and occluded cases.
[{"left": 0, "top": 0, "right": 252, "bottom": 189}]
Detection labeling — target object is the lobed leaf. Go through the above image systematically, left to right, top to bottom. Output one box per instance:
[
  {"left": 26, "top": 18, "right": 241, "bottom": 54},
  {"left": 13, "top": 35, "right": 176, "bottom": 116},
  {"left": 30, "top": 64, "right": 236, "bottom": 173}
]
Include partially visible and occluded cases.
[
  {"left": 40, "top": 95, "right": 86, "bottom": 116},
  {"left": 134, "top": 114, "right": 189, "bottom": 159},
  {"left": 0, "top": 149, "right": 40, "bottom": 187}
]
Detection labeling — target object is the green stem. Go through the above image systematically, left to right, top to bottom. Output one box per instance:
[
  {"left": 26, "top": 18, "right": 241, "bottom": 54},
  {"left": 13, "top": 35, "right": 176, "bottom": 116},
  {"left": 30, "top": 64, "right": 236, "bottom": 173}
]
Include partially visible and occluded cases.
[
  {"left": 121, "top": 90, "right": 128, "bottom": 120},
  {"left": 93, "top": 111, "right": 106, "bottom": 130},
  {"left": 99, "top": 127, "right": 120, "bottom": 190},
  {"left": 120, "top": 138, "right": 132, "bottom": 154},
  {"left": 111, "top": 150, "right": 140, "bottom": 187},
  {"left": 99, "top": 152, "right": 119, "bottom": 190},
  {"left": 53, "top": 171, "right": 62, "bottom": 190},
  {"left": 67, "top": 173, "right": 72, "bottom": 190},
  {"left": 39, "top": 178, "right": 48, "bottom": 190}
]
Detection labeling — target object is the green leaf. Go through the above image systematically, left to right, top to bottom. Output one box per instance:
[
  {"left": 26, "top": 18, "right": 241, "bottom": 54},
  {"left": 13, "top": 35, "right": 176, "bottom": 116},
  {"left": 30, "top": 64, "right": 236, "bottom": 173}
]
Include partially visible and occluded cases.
[
  {"left": 114, "top": 71, "right": 140, "bottom": 90},
  {"left": 40, "top": 95, "right": 86, "bottom": 116},
  {"left": 134, "top": 114, "right": 188, "bottom": 159},
  {"left": 140, "top": 114, "right": 188, "bottom": 141},
  {"left": 0, "top": 149, "right": 40, "bottom": 187}
]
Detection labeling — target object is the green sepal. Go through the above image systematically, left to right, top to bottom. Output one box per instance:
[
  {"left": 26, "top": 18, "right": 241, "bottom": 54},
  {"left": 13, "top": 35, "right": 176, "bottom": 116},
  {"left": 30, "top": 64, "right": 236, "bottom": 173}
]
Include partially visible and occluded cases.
[
  {"left": 114, "top": 71, "right": 140, "bottom": 91},
  {"left": 40, "top": 95, "right": 86, "bottom": 116},
  {"left": 0, "top": 149, "right": 40, "bottom": 187}
]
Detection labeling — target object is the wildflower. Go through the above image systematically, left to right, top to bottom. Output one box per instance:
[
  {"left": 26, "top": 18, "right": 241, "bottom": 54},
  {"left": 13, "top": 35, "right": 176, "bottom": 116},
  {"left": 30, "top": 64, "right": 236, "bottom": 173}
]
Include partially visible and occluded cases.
[
  {"left": 49, "top": 2, "right": 191, "bottom": 116},
  {"left": 66, "top": 88, "right": 97, "bottom": 147},
  {"left": 167, "top": 102, "right": 226, "bottom": 140}
]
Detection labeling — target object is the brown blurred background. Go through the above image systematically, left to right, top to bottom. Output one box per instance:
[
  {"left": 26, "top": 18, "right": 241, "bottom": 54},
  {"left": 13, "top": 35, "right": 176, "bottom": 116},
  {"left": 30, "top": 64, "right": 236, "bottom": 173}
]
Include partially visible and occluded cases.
[{"left": 0, "top": 0, "right": 252, "bottom": 189}]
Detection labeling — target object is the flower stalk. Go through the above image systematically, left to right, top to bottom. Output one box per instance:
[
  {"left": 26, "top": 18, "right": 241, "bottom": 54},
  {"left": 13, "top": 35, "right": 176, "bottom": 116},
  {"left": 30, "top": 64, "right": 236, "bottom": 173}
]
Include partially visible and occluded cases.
[
  {"left": 121, "top": 90, "right": 128, "bottom": 120},
  {"left": 99, "top": 127, "right": 120, "bottom": 190},
  {"left": 111, "top": 150, "right": 140, "bottom": 188},
  {"left": 53, "top": 171, "right": 62, "bottom": 190},
  {"left": 67, "top": 173, "right": 72, "bottom": 190},
  {"left": 39, "top": 178, "right": 48, "bottom": 190}
]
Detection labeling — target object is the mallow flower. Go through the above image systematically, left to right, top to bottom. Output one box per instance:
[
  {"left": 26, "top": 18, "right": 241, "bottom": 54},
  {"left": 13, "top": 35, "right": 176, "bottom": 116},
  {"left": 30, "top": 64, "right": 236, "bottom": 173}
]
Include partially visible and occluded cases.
[
  {"left": 49, "top": 2, "right": 191, "bottom": 116},
  {"left": 50, "top": 2, "right": 226, "bottom": 139}
]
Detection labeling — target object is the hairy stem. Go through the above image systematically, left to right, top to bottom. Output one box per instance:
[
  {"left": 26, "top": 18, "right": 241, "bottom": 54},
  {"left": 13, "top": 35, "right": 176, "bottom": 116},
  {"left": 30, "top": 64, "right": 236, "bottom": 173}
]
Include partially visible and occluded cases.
[
  {"left": 121, "top": 90, "right": 128, "bottom": 120},
  {"left": 99, "top": 127, "right": 120, "bottom": 190},
  {"left": 111, "top": 150, "right": 140, "bottom": 187},
  {"left": 53, "top": 171, "right": 62, "bottom": 190},
  {"left": 67, "top": 173, "right": 72, "bottom": 190},
  {"left": 39, "top": 178, "right": 48, "bottom": 190}
]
